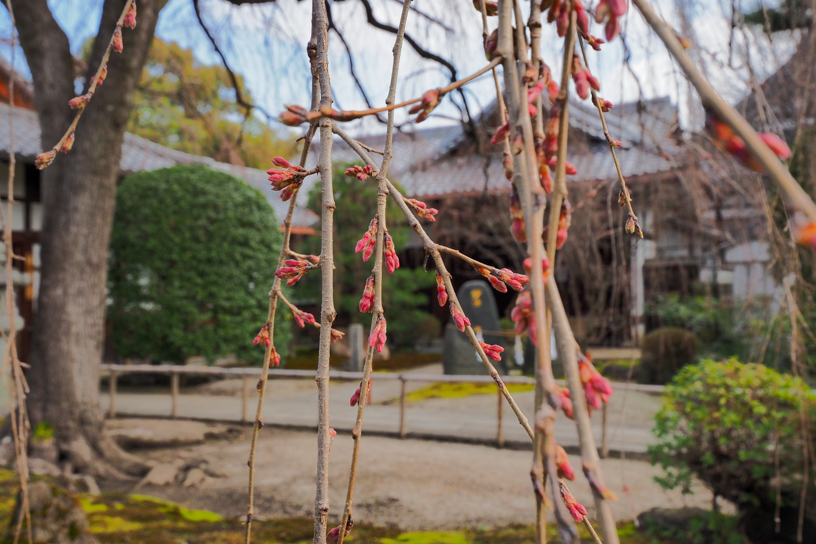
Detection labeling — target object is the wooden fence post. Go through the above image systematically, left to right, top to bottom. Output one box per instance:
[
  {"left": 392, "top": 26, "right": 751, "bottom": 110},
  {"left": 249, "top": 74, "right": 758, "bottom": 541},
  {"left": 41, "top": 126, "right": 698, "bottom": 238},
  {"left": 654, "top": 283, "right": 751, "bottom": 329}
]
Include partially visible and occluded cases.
[
  {"left": 108, "top": 372, "right": 118, "bottom": 419},
  {"left": 171, "top": 372, "right": 179, "bottom": 419},
  {"left": 242, "top": 375, "right": 250, "bottom": 423},
  {"left": 399, "top": 376, "right": 407, "bottom": 438},
  {"left": 497, "top": 387, "right": 505, "bottom": 448},
  {"left": 601, "top": 401, "right": 609, "bottom": 458}
]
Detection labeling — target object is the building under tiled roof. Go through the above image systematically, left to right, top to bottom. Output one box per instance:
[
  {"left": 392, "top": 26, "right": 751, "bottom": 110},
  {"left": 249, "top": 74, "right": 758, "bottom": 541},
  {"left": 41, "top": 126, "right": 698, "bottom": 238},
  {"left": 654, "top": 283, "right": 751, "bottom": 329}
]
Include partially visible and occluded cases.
[
  {"left": 305, "top": 96, "right": 683, "bottom": 199},
  {"left": 0, "top": 102, "right": 318, "bottom": 231}
]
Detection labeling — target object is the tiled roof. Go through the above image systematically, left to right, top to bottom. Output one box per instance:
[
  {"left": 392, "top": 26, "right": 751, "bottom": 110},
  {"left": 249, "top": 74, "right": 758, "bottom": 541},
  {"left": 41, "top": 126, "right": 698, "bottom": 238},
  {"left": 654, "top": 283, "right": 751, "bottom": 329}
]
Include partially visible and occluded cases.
[
  {"left": 306, "top": 96, "right": 682, "bottom": 199},
  {"left": 0, "top": 102, "right": 318, "bottom": 230}
]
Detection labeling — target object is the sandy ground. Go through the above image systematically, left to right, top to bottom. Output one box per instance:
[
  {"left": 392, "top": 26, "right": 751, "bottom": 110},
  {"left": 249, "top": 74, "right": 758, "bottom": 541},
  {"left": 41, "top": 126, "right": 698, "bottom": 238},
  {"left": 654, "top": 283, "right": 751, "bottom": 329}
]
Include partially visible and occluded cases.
[{"left": 113, "top": 420, "right": 721, "bottom": 531}]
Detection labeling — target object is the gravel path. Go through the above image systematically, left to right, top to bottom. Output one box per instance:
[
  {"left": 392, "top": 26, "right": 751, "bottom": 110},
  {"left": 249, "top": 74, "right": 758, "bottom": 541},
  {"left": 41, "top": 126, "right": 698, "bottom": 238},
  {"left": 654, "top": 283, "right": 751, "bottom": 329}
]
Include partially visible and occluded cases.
[{"left": 128, "top": 423, "right": 719, "bottom": 531}]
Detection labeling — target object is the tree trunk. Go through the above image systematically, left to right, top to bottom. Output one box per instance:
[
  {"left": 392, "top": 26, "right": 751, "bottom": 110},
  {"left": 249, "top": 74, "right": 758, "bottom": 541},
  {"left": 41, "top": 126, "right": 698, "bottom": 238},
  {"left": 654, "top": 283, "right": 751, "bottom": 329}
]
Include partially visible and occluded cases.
[{"left": 10, "top": 0, "right": 164, "bottom": 478}]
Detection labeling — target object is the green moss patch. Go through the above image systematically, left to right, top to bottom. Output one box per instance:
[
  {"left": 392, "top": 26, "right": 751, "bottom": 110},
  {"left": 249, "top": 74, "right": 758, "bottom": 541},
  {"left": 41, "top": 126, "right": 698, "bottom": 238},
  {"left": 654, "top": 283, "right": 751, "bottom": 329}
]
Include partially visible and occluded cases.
[{"left": 404, "top": 382, "right": 534, "bottom": 403}]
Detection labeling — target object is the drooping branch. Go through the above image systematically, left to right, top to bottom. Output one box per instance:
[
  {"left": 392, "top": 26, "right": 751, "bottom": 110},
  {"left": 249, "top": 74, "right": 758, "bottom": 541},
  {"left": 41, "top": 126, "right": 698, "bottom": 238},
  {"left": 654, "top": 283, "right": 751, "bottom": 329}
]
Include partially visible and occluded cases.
[
  {"left": 632, "top": 0, "right": 816, "bottom": 224},
  {"left": 335, "top": 3, "right": 412, "bottom": 543}
]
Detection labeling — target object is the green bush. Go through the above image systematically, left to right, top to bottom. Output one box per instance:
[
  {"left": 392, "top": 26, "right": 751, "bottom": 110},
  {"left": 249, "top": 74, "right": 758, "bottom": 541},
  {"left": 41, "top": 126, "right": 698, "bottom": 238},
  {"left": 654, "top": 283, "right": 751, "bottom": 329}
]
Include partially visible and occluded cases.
[
  {"left": 301, "top": 163, "right": 435, "bottom": 348},
  {"left": 108, "top": 164, "right": 291, "bottom": 365},
  {"left": 639, "top": 327, "right": 698, "bottom": 384},
  {"left": 649, "top": 360, "right": 816, "bottom": 535}
]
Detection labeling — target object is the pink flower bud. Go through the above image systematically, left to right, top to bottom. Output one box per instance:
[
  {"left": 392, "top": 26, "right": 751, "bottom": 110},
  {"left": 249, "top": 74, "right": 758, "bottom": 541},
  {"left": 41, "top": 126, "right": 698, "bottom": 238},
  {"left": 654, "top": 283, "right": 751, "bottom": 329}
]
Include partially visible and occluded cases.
[
  {"left": 123, "top": 1, "right": 137, "bottom": 29},
  {"left": 112, "top": 27, "right": 123, "bottom": 53},
  {"left": 94, "top": 66, "right": 108, "bottom": 88},
  {"left": 69, "top": 93, "right": 92, "bottom": 110},
  {"left": 491, "top": 122, "right": 510, "bottom": 145},
  {"left": 759, "top": 132, "right": 791, "bottom": 159},
  {"left": 60, "top": 133, "right": 75, "bottom": 153},
  {"left": 35, "top": 150, "right": 56, "bottom": 170},
  {"left": 272, "top": 157, "right": 291, "bottom": 168},
  {"left": 355, "top": 232, "right": 371, "bottom": 254},
  {"left": 384, "top": 233, "right": 400, "bottom": 273},
  {"left": 436, "top": 271, "right": 448, "bottom": 307},
  {"left": 488, "top": 274, "right": 508, "bottom": 293},
  {"left": 359, "top": 276, "right": 375, "bottom": 313},
  {"left": 450, "top": 305, "right": 471, "bottom": 332},
  {"left": 368, "top": 315, "right": 387, "bottom": 352},
  {"left": 253, "top": 326, "right": 271, "bottom": 348},
  {"left": 330, "top": 329, "right": 344, "bottom": 343},
  {"left": 478, "top": 341, "right": 504, "bottom": 362},
  {"left": 271, "top": 348, "right": 281, "bottom": 367},
  {"left": 556, "top": 387, "right": 573, "bottom": 419},
  {"left": 555, "top": 445, "right": 575, "bottom": 480},
  {"left": 560, "top": 483, "right": 588, "bottom": 522}
]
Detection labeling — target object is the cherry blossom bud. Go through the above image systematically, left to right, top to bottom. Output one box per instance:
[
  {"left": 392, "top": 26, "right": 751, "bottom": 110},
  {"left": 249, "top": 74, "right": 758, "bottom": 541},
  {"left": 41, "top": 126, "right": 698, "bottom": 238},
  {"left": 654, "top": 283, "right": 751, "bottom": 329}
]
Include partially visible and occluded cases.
[
  {"left": 472, "top": 0, "right": 498, "bottom": 15},
  {"left": 574, "top": 0, "right": 590, "bottom": 36},
  {"left": 595, "top": 0, "right": 627, "bottom": 41},
  {"left": 123, "top": 1, "right": 137, "bottom": 29},
  {"left": 112, "top": 27, "right": 123, "bottom": 53},
  {"left": 484, "top": 29, "right": 498, "bottom": 60},
  {"left": 585, "top": 35, "right": 605, "bottom": 51},
  {"left": 94, "top": 66, "right": 108, "bottom": 88},
  {"left": 409, "top": 89, "right": 441, "bottom": 123},
  {"left": 69, "top": 93, "right": 92, "bottom": 110},
  {"left": 592, "top": 95, "right": 613, "bottom": 111},
  {"left": 279, "top": 104, "right": 310, "bottom": 126},
  {"left": 491, "top": 122, "right": 510, "bottom": 145},
  {"left": 60, "top": 133, "right": 75, "bottom": 153},
  {"left": 759, "top": 133, "right": 791, "bottom": 159},
  {"left": 35, "top": 150, "right": 56, "bottom": 170},
  {"left": 272, "top": 157, "right": 291, "bottom": 168},
  {"left": 345, "top": 164, "right": 374, "bottom": 181},
  {"left": 618, "top": 187, "right": 630, "bottom": 207},
  {"left": 625, "top": 216, "right": 636, "bottom": 234},
  {"left": 355, "top": 218, "right": 378, "bottom": 261},
  {"left": 384, "top": 233, "right": 400, "bottom": 273},
  {"left": 497, "top": 268, "right": 528, "bottom": 291},
  {"left": 436, "top": 271, "right": 448, "bottom": 307},
  {"left": 359, "top": 275, "right": 375, "bottom": 313},
  {"left": 510, "top": 290, "right": 535, "bottom": 344},
  {"left": 450, "top": 305, "right": 471, "bottom": 332},
  {"left": 294, "top": 310, "right": 315, "bottom": 329},
  {"left": 369, "top": 315, "right": 387, "bottom": 352},
  {"left": 253, "top": 326, "right": 271, "bottom": 348},
  {"left": 330, "top": 329, "right": 344, "bottom": 343},
  {"left": 478, "top": 341, "right": 504, "bottom": 362},
  {"left": 271, "top": 348, "right": 281, "bottom": 367},
  {"left": 350, "top": 380, "right": 371, "bottom": 407},
  {"left": 556, "top": 386, "right": 573, "bottom": 419},
  {"left": 329, "top": 427, "right": 337, "bottom": 451},
  {"left": 555, "top": 445, "right": 575, "bottom": 480},
  {"left": 560, "top": 482, "right": 588, "bottom": 522},
  {"left": 328, "top": 526, "right": 341, "bottom": 544}
]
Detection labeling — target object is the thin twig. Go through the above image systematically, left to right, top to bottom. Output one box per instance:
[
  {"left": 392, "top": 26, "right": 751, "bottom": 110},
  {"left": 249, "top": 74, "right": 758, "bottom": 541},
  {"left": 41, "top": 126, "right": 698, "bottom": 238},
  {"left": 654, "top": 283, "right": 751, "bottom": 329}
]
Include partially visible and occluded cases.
[
  {"left": 35, "top": 0, "right": 135, "bottom": 170},
  {"left": 337, "top": 3, "right": 413, "bottom": 541}
]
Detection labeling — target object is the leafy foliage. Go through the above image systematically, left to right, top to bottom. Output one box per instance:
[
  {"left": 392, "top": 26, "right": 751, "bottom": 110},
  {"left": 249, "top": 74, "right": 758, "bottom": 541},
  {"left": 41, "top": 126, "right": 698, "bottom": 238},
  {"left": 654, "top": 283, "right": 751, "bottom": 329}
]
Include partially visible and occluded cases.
[
  {"left": 744, "top": 0, "right": 812, "bottom": 31},
  {"left": 126, "top": 38, "right": 294, "bottom": 169},
  {"left": 302, "top": 163, "right": 435, "bottom": 348},
  {"left": 108, "top": 164, "right": 291, "bottom": 365},
  {"left": 639, "top": 327, "right": 699, "bottom": 385},
  {"left": 649, "top": 360, "right": 816, "bottom": 513}
]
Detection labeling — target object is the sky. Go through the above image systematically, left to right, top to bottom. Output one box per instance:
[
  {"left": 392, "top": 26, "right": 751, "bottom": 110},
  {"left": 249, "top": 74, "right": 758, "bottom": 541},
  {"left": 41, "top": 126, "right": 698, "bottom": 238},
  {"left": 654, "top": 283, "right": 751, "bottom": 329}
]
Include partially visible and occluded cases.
[{"left": 0, "top": 0, "right": 801, "bottom": 136}]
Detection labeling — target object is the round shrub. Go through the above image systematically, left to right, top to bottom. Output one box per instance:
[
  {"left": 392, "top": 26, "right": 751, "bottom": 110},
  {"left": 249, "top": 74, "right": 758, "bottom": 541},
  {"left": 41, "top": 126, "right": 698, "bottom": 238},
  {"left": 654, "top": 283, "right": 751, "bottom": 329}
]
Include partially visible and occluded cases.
[
  {"left": 108, "top": 164, "right": 291, "bottom": 365},
  {"left": 639, "top": 327, "right": 698, "bottom": 384},
  {"left": 649, "top": 360, "right": 816, "bottom": 539}
]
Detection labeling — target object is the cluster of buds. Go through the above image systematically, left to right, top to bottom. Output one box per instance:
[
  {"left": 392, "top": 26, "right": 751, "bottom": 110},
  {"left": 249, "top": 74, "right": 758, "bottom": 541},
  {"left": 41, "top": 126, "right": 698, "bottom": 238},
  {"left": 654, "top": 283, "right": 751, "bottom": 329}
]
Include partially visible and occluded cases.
[
  {"left": 472, "top": 0, "right": 498, "bottom": 15},
  {"left": 545, "top": 0, "right": 588, "bottom": 38},
  {"left": 595, "top": 0, "right": 628, "bottom": 41},
  {"left": 123, "top": 1, "right": 137, "bottom": 29},
  {"left": 112, "top": 27, "right": 124, "bottom": 53},
  {"left": 584, "top": 34, "right": 606, "bottom": 51},
  {"left": 572, "top": 55, "right": 600, "bottom": 100},
  {"left": 94, "top": 66, "right": 108, "bottom": 88},
  {"left": 409, "top": 89, "right": 442, "bottom": 123},
  {"left": 69, "top": 93, "right": 92, "bottom": 110},
  {"left": 279, "top": 105, "right": 316, "bottom": 126},
  {"left": 705, "top": 110, "right": 791, "bottom": 173},
  {"left": 60, "top": 133, "right": 75, "bottom": 154},
  {"left": 534, "top": 134, "right": 554, "bottom": 194},
  {"left": 35, "top": 150, "right": 56, "bottom": 170},
  {"left": 546, "top": 155, "right": 577, "bottom": 175},
  {"left": 267, "top": 157, "right": 310, "bottom": 201},
  {"left": 345, "top": 164, "right": 374, "bottom": 181},
  {"left": 510, "top": 188, "right": 526, "bottom": 242},
  {"left": 404, "top": 198, "right": 439, "bottom": 221},
  {"left": 543, "top": 199, "right": 572, "bottom": 250},
  {"left": 793, "top": 213, "right": 816, "bottom": 250},
  {"left": 625, "top": 214, "right": 644, "bottom": 238},
  {"left": 355, "top": 218, "right": 379, "bottom": 262},
  {"left": 384, "top": 233, "right": 400, "bottom": 273},
  {"left": 275, "top": 256, "right": 319, "bottom": 286},
  {"left": 476, "top": 265, "right": 528, "bottom": 293},
  {"left": 435, "top": 271, "right": 448, "bottom": 306},
  {"left": 359, "top": 275, "right": 376, "bottom": 313},
  {"left": 510, "top": 290, "right": 537, "bottom": 345},
  {"left": 450, "top": 304, "right": 471, "bottom": 332},
  {"left": 293, "top": 309, "right": 316, "bottom": 328},
  {"left": 369, "top": 315, "right": 387, "bottom": 353},
  {"left": 253, "top": 326, "right": 271, "bottom": 348},
  {"left": 330, "top": 328, "right": 345, "bottom": 343},
  {"left": 478, "top": 341, "right": 504, "bottom": 362},
  {"left": 270, "top": 347, "right": 281, "bottom": 367},
  {"left": 578, "top": 352, "right": 614, "bottom": 412},
  {"left": 350, "top": 380, "right": 372, "bottom": 407},
  {"left": 556, "top": 386, "right": 573, "bottom": 419},
  {"left": 555, "top": 445, "right": 575, "bottom": 480},
  {"left": 584, "top": 463, "right": 618, "bottom": 499},
  {"left": 560, "top": 482, "right": 588, "bottom": 522},
  {"left": 327, "top": 517, "right": 353, "bottom": 544}
]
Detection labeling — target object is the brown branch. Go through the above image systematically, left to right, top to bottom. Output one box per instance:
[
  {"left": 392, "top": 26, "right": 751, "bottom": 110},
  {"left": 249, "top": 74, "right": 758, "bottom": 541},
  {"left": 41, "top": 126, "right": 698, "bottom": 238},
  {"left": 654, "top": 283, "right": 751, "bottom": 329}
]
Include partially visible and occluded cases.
[
  {"left": 34, "top": 0, "right": 135, "bottom": 170},
  {"left": 312, "top": 0, "right": 336, "bottom": 539},
  {"left": 631, "top": 0, "right": 816, "bottom": 223},
  {"left": 2, "top": 3, "right": 32, "bottom": 542},
  {"left": 337, "top": 5, "right": 412, "bottom": 541},
  {"left": 577, "top": 35, "right": 639, "bottom": 232}
]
